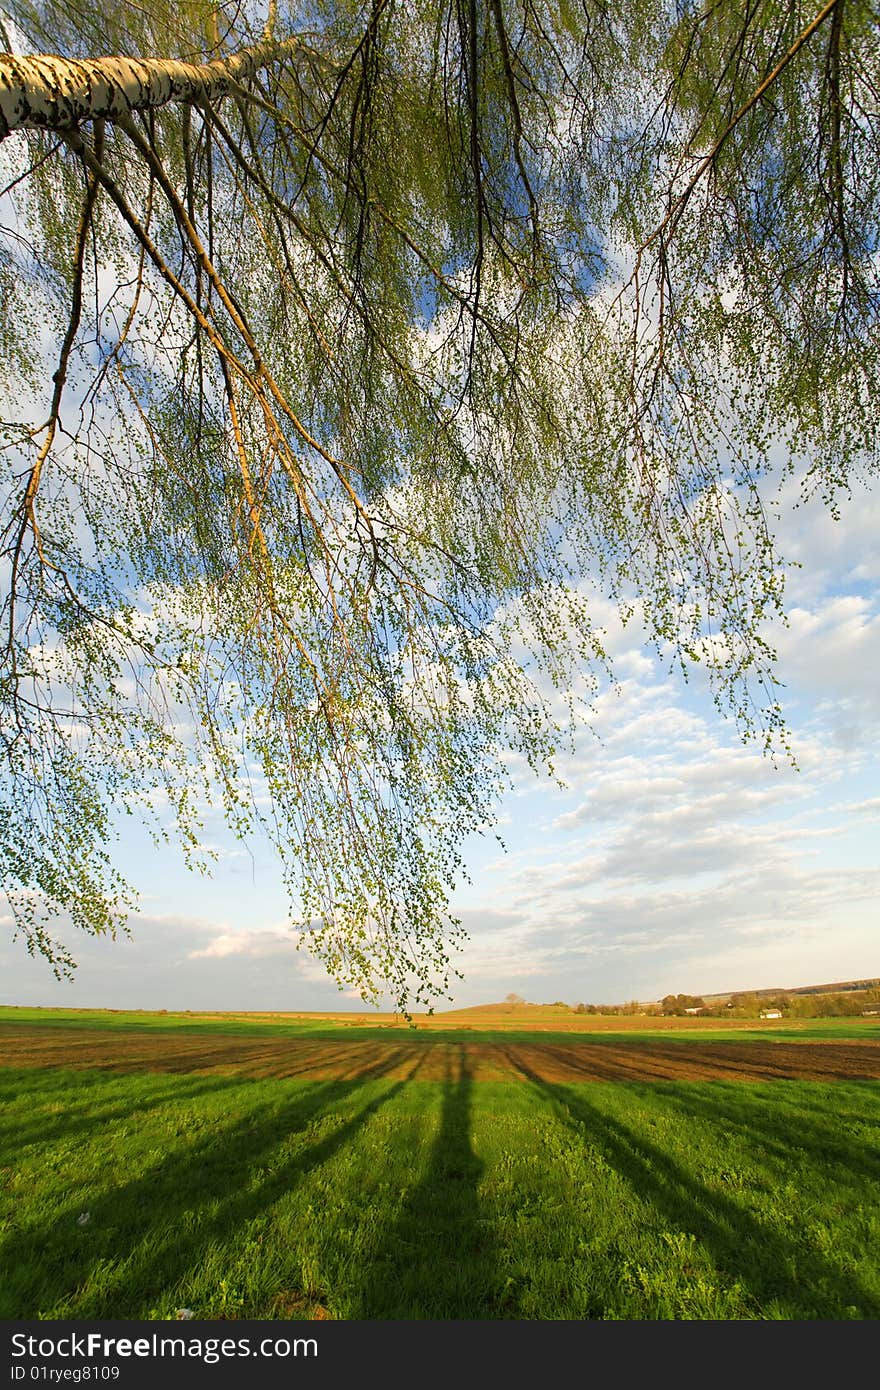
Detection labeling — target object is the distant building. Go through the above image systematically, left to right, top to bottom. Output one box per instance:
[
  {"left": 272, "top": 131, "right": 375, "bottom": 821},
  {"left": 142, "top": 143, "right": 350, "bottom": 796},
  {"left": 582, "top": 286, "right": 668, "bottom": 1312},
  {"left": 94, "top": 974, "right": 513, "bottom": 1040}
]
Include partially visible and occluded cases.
[{"left": 759, "top": 1008, "right": 783, "bottom": 1019}]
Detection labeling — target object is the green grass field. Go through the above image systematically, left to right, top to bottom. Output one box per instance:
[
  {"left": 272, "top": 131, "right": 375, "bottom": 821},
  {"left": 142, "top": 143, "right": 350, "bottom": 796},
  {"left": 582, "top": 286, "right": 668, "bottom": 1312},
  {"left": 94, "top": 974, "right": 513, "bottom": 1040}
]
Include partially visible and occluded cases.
[
  {"left": 1, "top": 1003, "right": 874, "bottom": 1043},
  {"left": 1, "top": 1008, "right": 878, "bottom": 1320}
]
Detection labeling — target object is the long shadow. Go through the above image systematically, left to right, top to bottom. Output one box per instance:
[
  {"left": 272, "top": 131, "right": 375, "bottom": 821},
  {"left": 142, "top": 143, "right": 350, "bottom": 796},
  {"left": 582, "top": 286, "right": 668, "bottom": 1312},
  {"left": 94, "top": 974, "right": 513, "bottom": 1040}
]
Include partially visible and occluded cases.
[
  {"left": 0, "top": 1028, "right": 437, "bottom": 1082},
  {"left": 499, "top": 1039, "right": 880, "bottom": 1083},
  {"left": 348, "top": 1043, "right": 495, "bottom": 1318},
  {"left": 1, "top": 1047, "right": 416, "bottom": 1318},
  {"left": 506, "top": 1051, "right": 878, "bottom": 1318},
  {"left": 0, "top": 1071, "right": 256, "bottom": 1154},
  {"left": 643, "top": 1080, "right": 880, "bottom": 1188}
]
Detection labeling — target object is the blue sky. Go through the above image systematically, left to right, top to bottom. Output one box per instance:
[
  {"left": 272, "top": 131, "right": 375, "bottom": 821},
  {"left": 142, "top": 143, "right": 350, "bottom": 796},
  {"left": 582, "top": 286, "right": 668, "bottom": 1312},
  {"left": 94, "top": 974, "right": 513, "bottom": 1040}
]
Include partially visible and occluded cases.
[
  {"left": 1, "top": 13, "right": 875, "bottom": 1016},
  {"left": 2, "top": 468, "right": 877, "bottom": 1014}
]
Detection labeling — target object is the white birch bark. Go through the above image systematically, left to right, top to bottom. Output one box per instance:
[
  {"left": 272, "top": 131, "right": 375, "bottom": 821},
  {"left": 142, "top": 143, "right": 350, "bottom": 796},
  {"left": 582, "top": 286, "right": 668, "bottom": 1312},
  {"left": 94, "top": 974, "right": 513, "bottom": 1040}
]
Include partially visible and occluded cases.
[{"left": 0, "top": 40, "right": 295, "bottom": 139}]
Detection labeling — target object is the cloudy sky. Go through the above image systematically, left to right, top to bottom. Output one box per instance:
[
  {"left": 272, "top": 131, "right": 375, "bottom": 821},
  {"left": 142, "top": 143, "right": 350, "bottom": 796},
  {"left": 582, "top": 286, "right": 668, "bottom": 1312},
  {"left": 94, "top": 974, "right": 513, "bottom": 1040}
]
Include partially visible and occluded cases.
[{"left": 3, "top": 462, "right": 877, "bottom": 1015}]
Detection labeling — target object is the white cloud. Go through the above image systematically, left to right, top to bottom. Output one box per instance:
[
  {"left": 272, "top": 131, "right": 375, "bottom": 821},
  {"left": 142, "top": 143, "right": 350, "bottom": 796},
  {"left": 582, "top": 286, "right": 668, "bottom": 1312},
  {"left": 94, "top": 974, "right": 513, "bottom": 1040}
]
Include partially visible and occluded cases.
[
  {"left": 2, "top": 456, "right": 877, "bottom": 1013},
  {"left": 775, "top": 476, "right": 880, "bottom": 599},
  {"left": 450, "top": 519, "right": 880, "bottom": 1004},
  {"left": 770, "top": 597, "right": 880, "bottom": 735},
  {"left": 0, "top": 907, "right": 348, "bottom": 1012},
  {"left": 188, "top": 927, "right": 299, "bottom": 960}
]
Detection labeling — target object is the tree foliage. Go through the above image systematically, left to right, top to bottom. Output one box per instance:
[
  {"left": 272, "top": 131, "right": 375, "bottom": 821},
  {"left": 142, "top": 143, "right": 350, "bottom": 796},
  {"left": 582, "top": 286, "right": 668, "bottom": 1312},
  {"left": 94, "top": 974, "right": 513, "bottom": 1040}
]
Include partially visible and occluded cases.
[{"left": 0, "top": 0, "right": 877, "bottom": 1010}]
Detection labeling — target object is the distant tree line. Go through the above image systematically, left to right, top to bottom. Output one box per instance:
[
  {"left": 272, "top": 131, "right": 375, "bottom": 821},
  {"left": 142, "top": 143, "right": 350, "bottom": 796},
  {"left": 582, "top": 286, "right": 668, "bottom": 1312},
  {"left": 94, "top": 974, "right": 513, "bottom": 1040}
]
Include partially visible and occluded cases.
[
  {"left": 567, "top": 988, "right": 880, "bottom": 1019},
  {"left": 716, "top": 988, "right": 880, "bottom": 1019},
  {"left": 659, "top": 995, "right": 706, "bottom": 1016},
  {"left": 573, "top": 1000, "right": 657, "bottom": 1017}
]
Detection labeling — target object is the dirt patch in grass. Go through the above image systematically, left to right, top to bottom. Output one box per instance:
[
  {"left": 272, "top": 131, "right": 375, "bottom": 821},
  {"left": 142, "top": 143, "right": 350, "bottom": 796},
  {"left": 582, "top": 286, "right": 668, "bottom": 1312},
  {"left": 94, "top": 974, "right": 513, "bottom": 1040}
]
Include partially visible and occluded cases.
[{"left": 2, "top": 1023, "right": 879, "bottom": 1082}]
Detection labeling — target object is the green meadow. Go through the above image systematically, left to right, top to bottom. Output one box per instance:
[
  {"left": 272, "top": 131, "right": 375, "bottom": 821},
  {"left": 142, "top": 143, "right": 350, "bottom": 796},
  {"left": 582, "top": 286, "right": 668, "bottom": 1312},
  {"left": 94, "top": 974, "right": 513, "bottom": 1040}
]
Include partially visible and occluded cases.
[
  {"left": 0, "top": 1004, "right": 874, "bottom": 1044},
  {"left": 1, "top": 1010, "right": 878, "bottom": 1320}
]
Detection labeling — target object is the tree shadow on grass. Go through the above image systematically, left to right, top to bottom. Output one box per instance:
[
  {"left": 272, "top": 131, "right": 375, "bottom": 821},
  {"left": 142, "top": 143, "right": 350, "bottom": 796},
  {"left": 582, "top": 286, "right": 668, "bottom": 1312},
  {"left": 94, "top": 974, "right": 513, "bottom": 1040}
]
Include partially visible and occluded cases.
[
  {"left": 1, "top": 1027, "right": 445, "bottom": 1082},
  {"left": 346, "top": 1043, "right": 496, "bottom": 1318},
  {"left": 0, "top": 1047, "right": 417, "bottom": 1318},
  {"left": 506, "top": 1053, "right": 878, "bottom": 1318},
  {"left": 0, "top": 1070, "right": 255, "bottom": 1154},
  {"left": 642, "top": 1080, "right": 880, "bottom": 1189}
]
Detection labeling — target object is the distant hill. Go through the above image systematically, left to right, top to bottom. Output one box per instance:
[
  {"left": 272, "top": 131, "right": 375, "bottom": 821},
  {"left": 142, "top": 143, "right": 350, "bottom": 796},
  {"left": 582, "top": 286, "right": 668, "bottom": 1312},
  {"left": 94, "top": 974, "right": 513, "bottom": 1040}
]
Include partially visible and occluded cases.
[
  {"left": 440, "top": 978, "right": 880, "bottom": 1015},
  {"left": 703, "top": 978, "right": 880, "bottom": 1003},
  {"left": 440, "top": 1000, "right": 577, "bottom": 1018}
]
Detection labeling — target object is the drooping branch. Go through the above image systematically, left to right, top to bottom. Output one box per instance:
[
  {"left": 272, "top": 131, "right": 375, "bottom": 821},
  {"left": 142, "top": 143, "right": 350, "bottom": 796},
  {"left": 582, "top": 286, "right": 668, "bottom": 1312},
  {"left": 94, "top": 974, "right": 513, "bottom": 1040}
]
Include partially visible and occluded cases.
[
  {"left": 0, "top": 0, "right": 876, "bottom": 1010},
  {"left": 643, "top": 0, "right": 842, "bottom": 258},
  {"left": 0, "top": 37, "right": 301, "bottom": 139}
]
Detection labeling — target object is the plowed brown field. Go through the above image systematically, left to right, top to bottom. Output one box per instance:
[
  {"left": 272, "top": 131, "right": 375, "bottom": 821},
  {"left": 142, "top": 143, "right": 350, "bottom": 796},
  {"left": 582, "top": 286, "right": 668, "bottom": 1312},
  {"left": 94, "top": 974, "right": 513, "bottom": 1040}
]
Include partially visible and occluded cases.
[{"left": 2, "top": 1023, "right": 879, "bottom": 1082}]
